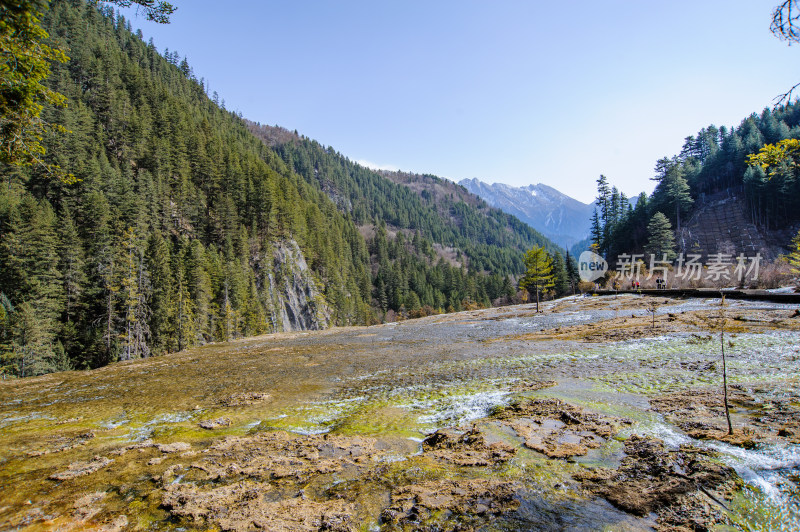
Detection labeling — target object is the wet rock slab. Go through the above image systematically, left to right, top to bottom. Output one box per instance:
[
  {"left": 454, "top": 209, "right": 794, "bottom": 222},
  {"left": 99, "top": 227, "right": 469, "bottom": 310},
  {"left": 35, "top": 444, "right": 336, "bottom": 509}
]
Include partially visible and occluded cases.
[
  {"left": 2, "top": 295, "right": 797, "bottom": 529},
  {"left": 651, "top": 387, "right": 800, "bottom": 447},
  {"left": 219, "top": 391, "right": 272, "bottom": 407},
  {"left": 492, "top": 397, "right": 630, "bottom": 458},
  {"left": 199, "top": 416, "right": 231, "bottom": 429},
  {"left": 421, "top": 426, "right": 516, "bottom": 466},
  {"left": 27, "top": 430, "right": 95, "bottom": 456},
  {"left": 159, "top": 430, "right": 388, "bottom": 530},
  {"left": 575, "top": 435, "right": 741, "bottom": 530},
  {"left": 49, "top": 455, "right": 114, "bottom": 480},
  {"left": 381, "top": 479, "right": 521, "bottom": 530},
  {"left": 163, "top": 483, "right": 357, "bottom": 531}
]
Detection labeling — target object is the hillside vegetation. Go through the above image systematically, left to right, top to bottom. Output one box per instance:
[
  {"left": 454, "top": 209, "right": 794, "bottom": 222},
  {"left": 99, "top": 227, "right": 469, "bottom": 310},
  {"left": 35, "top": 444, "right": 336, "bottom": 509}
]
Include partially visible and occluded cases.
[
  {"left": 0, "top": 0, "right": 557, "bottom": 377},
  {"left": 593, "top": 102, "right": 800, "bottom": 262}
]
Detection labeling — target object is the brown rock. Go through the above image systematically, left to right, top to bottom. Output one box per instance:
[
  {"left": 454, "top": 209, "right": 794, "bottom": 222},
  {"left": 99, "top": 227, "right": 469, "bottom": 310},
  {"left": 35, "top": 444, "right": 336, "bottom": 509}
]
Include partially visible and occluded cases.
[
  {"left": 219, "top": 392, "right": 272, "bottom": 407},
  {"left": 494, "top": 398, "right": 622, "bottom": 458},
  {"left": 199, "top": 417, "right": 231, "bottom": 430},
  {"left": 422, "top": 426, "right": 516, "bottom": 465},
  {"left": 27, "top": 431, "right": 95, "bottom": 457},
  {"left": 575, "top": 435, "right": 741, "bottom": 529},
  {"left": 157, "top": 442, "right": 191, "bottom": 453},
  {"left": 50, "top": 456, "right": 113, "bottom": 480},
  {"left": 381, "top": 479, "right": 520, "bottom": 528},
  {"left": 163, "top": 482, "right": 357, "bottom": 531},
  {"left": 72, "top": 491, "right": 106, "bottom": 521}
]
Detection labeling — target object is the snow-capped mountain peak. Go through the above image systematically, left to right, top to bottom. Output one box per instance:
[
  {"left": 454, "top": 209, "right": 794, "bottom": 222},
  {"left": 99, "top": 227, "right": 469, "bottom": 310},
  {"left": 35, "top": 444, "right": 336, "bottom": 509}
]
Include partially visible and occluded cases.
[{"left": 459, "top": 178, "right": 595, "bottom": 248}]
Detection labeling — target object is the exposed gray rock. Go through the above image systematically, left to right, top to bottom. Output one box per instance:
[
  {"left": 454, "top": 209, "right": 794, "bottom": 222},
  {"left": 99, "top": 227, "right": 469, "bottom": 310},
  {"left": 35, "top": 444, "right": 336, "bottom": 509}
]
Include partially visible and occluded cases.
[{"left": 265, "top": 240, "right": 331, "bottom": 332}]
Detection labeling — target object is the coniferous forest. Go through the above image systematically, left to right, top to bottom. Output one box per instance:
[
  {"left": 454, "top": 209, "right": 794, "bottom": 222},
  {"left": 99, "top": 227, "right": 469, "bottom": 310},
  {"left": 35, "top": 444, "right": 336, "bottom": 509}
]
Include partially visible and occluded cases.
[
  {"left": 0, "top": 0, "right": 561, "bottom": 377},
  {"left": 590, "top": 102, "right": 800, "bottom": 262}
]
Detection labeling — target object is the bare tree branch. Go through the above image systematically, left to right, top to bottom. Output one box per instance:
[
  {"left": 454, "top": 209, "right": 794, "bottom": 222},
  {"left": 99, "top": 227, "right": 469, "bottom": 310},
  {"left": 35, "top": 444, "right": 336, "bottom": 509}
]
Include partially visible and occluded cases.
[
  {"left": 771, "top": 0, "right": 800, "bottom": 43},
  {"left": 772, "top": 1, "right": 800, "bottom": 106},
  {"left": 773, "top": 80, "right": 800, "bottom": 107}
]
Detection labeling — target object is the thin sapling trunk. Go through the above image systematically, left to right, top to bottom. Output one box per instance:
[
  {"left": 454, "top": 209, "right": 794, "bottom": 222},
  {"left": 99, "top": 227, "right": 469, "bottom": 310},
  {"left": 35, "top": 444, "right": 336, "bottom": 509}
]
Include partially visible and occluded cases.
[{"left": 720, "top": 295, "right": 733, "bottom": 436}]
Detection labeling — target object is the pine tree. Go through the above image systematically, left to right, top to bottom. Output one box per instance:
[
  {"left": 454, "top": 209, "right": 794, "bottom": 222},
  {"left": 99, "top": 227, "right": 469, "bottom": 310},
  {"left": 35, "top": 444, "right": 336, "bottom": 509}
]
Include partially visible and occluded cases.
[
  {"left": 665, "top": 166, "right": 693, "bottom": 232},
  {"left": 596, "top": 175, "right": 611, "bottom": 224},
  {"left": 83, "top": 191, "right": 117, "bottom": 365},
  {"left": 1, "top": 196, "right": 64, "bottom": 375},
  {"left": 58, "top": 206, "right": 86, "bottom": 324},
  {"left": 590, "top": 210, "right": 603, "bottom": 253},
  {"left": 645, "top": 212, "right": 677, "bottom": 261},
  {"left": 118, "top": 227, "right": 150, "bottom": 360},
  {"left": 787, "top": 229, "right": 800, "bottom": 280},
  {"left": 145, "top": 230, "right": 172, "bottom": 353},
  {"left": 187, "top": 240, "right": 212, "bottom": 340},
  {"left": 519, "top": 246, "right": 554, "bottom": 313},
  {"left": 565, "top": 250, "right": 579, "bottom": 295},
  {"left": 551, "top": 251, "right": 569, "bottom": 297},
  {"left": 174, "top": 268, "right": 196, "bottom": 351},
  {"left": 0, "top": 294, "right": 15, "bottom": 378},
  {"left": 13, "top": 301, "right": 69, "bottom": 377}
]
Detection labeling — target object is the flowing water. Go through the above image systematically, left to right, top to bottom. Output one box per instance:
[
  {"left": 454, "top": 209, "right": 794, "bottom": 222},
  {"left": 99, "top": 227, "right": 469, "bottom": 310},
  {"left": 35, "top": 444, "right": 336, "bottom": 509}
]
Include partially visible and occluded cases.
[{"left": 1, "top": 294, "right": 799, "bottom": 530}]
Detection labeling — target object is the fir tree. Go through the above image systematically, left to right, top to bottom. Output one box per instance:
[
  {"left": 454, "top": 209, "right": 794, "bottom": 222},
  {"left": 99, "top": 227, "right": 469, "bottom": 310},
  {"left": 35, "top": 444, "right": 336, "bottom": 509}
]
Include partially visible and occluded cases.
[
  {"left": 58, "top": 206, "right": 86, "bottom": 324},
  {"left": 645, "top": 212, "right": 677, "bottom": 261},
  {"left": 787, "top": 229, "right": 800, "bottom": 280},
  {"left": 145, "top": 231, "right": 172, "bottom": 354},
  {"left": 519, "top": 246, "right": 554, "bottom": 313},
  {"left": 565, "top": 250, "right": 579, "bottom": 295},
  {"left": 551, "top": 251, "right": 569, "bottom": 297}
]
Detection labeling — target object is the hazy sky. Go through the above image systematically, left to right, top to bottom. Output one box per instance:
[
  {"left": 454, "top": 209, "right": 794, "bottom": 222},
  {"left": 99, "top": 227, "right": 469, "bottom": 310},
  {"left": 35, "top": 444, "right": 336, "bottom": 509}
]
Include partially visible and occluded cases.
[{"left": 119, "top": 1, "right": 799, "bottom": 203}]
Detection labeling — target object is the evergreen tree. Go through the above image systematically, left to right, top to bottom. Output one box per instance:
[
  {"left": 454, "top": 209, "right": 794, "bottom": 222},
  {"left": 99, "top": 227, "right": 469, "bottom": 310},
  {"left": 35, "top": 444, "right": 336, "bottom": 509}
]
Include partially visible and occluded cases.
[
  {"left": 0, "top": 0, "right": 566, "bottom": 376},
  {"left": 664, "top": 165, "right": 693, "bottom": 232},
  {"left": 58, "top": 206, "right": 86, "bottom": 324},
  {"left": 590, "top": 210, "right": 602, "bottom": 252},
  {"left": 644, "top": 212, "right": 677, "bottom": 261},
  {"left": 118, "top": 227, "right": 150, "bottom": 360},
  {"left": 787, "top": 229, "right": 800, "bottom": 279},
  {"left": 145, "top": 230, "right": 172, "bottom": 354},
  {"left": 519, "top": 246, "right": 554, "bottom": 313},
  {"left": 565, "top": 250, "right": 579, "bottom": 295},
  {"left": 551, "top": 251, "right": 569, "bottom": 297},
  {"left": 174, "top": 267, "right": 196, "bottom": 351},
  {"left": 0, "top": 294, "right": 14, "bottom": 377},
  {"left": 13, "top": 301, "right": 69, "bottom": 377}
]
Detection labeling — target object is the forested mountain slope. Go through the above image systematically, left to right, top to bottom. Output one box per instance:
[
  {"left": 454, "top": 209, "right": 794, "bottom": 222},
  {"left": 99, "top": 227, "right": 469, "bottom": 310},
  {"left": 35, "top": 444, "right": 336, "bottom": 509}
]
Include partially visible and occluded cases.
[
  {"left": 0, "top": 0, "right": 556, "bottom": 378},
  {"left": 0, "top": 0, "right": 377, "bottom": 376},
  {"left": 594, "top": 102, "right": 800, "bottom": 262},
  {"left": 246, "top": 122, "right": 559, "bottom": 275}
]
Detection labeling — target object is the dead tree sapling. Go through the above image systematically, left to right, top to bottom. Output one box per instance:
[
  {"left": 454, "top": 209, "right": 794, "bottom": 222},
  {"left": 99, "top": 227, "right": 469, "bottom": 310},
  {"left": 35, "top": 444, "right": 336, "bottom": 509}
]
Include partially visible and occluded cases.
[
  {"left": 719, "top": 295, "right": 734, "bottom": 436},
  {"left": 646, "top": 298, "right": 658, "bottom": 329}
]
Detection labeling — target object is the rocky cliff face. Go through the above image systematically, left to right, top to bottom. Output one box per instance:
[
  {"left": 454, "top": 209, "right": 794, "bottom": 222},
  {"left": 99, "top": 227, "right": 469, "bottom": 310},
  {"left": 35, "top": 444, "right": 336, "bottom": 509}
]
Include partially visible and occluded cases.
[
  {"left": 677, "top": 191, "right": 790, "bottom": 260},
  {"left": 265, "top": 240, "right": 331, "bottom": 332}
]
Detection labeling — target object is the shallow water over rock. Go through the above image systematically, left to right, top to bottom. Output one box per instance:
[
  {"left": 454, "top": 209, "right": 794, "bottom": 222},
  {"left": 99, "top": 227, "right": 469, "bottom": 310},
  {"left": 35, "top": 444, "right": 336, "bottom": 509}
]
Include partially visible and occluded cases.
[{"left": 1, "top": 294, "right": 799, "bottom": 530}]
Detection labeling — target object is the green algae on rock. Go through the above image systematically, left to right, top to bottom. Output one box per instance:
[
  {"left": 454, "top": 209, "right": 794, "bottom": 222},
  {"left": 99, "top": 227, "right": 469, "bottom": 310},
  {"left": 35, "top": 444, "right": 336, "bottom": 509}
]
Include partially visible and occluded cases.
[{"left": 1, "top": 295, "right": 798, "bottom": 530}]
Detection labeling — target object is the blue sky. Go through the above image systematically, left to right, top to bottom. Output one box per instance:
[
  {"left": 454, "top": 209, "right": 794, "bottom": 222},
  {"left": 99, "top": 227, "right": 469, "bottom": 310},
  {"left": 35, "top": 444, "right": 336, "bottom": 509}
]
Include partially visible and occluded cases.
[{"left": 120, "top": 1, "right": 798, "bottom": 203}]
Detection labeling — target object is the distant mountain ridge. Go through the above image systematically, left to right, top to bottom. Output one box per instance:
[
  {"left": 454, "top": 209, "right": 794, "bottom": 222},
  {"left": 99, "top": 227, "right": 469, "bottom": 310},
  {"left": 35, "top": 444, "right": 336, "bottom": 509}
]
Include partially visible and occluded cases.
[{"left": 459, "top": 178, "right": 595, "bottom": 249}]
